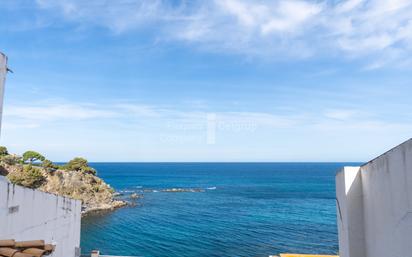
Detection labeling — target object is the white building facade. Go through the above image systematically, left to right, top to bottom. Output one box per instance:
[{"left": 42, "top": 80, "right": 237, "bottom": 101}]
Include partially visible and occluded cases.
[
  {"left": 0, "top": 52, "right": 82, "bottom": 257},
  {"left": 337, "top": 138, "right": 412, "bottom": 257},
  {"left": 0, "top": 177, "right": 82, "bottom": 257}
]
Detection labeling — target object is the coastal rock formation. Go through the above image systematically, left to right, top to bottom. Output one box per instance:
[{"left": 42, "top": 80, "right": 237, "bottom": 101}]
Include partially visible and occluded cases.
[
  {"left": 0, "top": 150, "right": 126, "bottom": 216},
  {"left": 40, "top": 169, "right": 126, "bottom": 215}
]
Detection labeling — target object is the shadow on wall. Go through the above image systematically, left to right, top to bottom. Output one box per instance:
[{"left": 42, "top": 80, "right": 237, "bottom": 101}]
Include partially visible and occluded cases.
[{"left": 336, "top": 166, "right": 366, "bottom": 257}]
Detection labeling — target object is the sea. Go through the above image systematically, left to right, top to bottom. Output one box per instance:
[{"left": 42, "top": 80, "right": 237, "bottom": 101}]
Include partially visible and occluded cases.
[{"left": 81, "top": 162, "right": 360, "bottom": 257}]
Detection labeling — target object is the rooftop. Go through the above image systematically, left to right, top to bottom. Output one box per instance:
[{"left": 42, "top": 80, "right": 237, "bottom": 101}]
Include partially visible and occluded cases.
[{"left": 0, "top": 239, "right": 55, "bottom": 257}]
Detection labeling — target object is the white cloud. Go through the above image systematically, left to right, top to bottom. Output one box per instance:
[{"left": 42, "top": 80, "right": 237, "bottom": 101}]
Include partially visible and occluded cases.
[
  {"left": 30, "top": 0, "right": 412, "bottom": 67},
  {"left": 31, "top": 0, "right": 412, "bottom": 67},
  {"left": 35, "top": 0, "right": 180, "bottom": 33},
  {"left": 216, "top": 0, "right": 263, "bottom": 27},
  {"left": 326, "top": 0, "right": 412, "bottom": 66},
  {"left": 336, "top": 0, "right": 364, "bottom": 13},
  {"left": 261, "top": 1, "right": 322, "bottom": 35},
  {"left": 3, "top": 100, "right": 412, "bottom": 161},
  {"left": 3, "top": 101, "right": 300, "bottom": 130},
  {"left": 6, "top": 101, "right": 408, "bottom": 135},
  {"left": 5, "top": 103, "right": 117, "bottom": 122},
  {"left": 115, "top": 104, "right": 162, "bottom": 118},
  {"left": 323, "top": 109, "right": 359, "bottom": 120},
  {"left": 2, "top": 122, "right": 40, "bottom": 129}
]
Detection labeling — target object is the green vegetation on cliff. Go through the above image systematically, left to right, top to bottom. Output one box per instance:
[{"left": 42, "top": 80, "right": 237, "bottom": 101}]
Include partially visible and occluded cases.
[
  {"left": 0, "top": 146, "right": 126, "bottom": 215},
  {"left": 0, "top": 146, "right": 9, "bottom": 156},
  {"left": 22, "top": 150, "right": 46, "bottom": 164},
  {"left": 65, "top": 157, "right": 97, "bottom": 175},
  {"left": 7, "top": 164, "right": 46, "bottom": 188}
]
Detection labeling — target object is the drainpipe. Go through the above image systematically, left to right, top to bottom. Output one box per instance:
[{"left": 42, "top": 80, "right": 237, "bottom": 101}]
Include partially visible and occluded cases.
[{"left": 0, "top": 52, "right": 9, "bottom": 136}]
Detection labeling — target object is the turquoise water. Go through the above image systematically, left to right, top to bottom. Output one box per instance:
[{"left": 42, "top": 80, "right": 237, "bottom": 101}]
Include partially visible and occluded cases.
[{"left": 81, "top": 163, "right": 358, "bottom": 257}]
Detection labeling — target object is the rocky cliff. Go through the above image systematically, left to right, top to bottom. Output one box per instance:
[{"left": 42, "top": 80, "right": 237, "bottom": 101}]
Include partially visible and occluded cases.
[
  {"left": 0, "top": 151, "right": 126, "bottom": 216},
  {"left": 39, "top": 168, "right": 126, "bottom": 215}
]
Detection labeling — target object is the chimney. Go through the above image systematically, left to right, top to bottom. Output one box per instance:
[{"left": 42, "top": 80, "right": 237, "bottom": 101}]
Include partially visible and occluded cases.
[{"left": 91, "top": 250, "right": 100, "bottom": 257}]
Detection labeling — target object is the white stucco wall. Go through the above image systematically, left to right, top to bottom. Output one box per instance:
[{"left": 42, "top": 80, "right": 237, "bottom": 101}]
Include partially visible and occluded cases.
[
  {"left": 0, "top": 52, "right": 7, "bottom": 134},
  {"left": 336, "top": 138, "right": 412, "bottom": 257},
  {"left": 336, "top": 167, "right": 365, "bottom": 257},
  {"left": 0, "top": 176, "right": 81, "bottom": 257}
]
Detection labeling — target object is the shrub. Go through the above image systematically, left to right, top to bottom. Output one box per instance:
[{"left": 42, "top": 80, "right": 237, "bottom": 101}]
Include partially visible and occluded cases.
[
  {"left": 0, "top": 146, "right": 8, "bottom": 156},
  {"left": 23, "top": 151, "right": 46, "bottom": 164},
  {"left": 0, "top": 154, "right": 22, "bottom": 165},
  {"left": 66, "top": 157, "right": 97, "bottom": 175},
  {"left": 66, "top": 157, "right": 88, "bottom": 171},
  {"left": 42, "top": 159, "right": 58, "bottom": 170},
  {"left": 42, "top": 159, "right": 53, "bottom": 168},
  {"left": 7, "top": 165, "right": 46, "bottom": 188},
  {"left": 23, "top": 165, "right": 46, "bottom": 188},
  {"left": 55, "top": 165, "right": 67, "bottom": 170},
  {"left": 82, "top": 166, "right": 97, "bottom": 175},
  {"left": 7, "top": 170, "right": 24, "bottom": 185}
]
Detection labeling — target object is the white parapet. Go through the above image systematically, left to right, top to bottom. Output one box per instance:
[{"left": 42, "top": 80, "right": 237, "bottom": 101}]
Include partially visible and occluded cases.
[
  {"left": 336, "top": 138, "right": 412, "bottom": 257},
  {"left": 336, "top": 167, "right": 365, "bottom": 257},
  {"left": 0, "top": 177, "right": 82, "bottom": 257}
]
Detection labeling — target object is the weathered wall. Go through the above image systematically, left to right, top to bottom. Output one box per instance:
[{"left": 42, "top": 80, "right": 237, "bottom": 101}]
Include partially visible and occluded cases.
[
  {"left": 0, "top": 52, "right": 7, "bottom": 134},
  {"left": 336, "top": 139, "right": 412, "bottom": 257},
  {"left": 0, "top": 176, "right": 82, "bottom": 257}
]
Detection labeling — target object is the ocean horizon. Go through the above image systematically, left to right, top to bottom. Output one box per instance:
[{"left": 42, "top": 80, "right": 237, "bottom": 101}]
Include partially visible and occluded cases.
[{"left": 81, "top": 162, "right": 360, "bottom": 257}]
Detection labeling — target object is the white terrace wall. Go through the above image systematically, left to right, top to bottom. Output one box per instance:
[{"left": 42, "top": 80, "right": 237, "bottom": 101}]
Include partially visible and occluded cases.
[
  {"left": 336, "top": 138, "right": 412, "bottom": 257},
  {"left": 0, "top": 176, "right": 81, "bottom": 257}
]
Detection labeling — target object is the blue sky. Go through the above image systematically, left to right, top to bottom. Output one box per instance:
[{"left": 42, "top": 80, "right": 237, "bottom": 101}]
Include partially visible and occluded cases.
[{"left": 1, "top": 0, "right": 412, "bottom": 162}]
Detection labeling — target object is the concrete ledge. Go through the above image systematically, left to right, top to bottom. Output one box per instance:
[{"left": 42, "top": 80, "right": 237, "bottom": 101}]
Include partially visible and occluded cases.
[{"left": 279, "top": 254, "right": 338, "bottom": 257}]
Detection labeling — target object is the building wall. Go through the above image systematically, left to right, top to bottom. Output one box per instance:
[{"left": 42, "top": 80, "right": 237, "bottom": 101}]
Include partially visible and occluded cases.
[
  {"left": 0, "top": 52, "right": 7, "bottom": 133},
  {"left": 0, "top": 53, "right": 81, "bottom": 256},
  {"left": 336, "top": 139, "right": 412, "bottom": 257},
  {"left": 336, "top": 167, "right": 365, "bottom": 257},
  {"left": 0, "top": 176, "right": 82, "bottom": 257}
]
